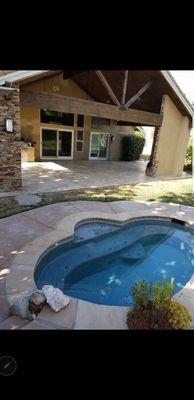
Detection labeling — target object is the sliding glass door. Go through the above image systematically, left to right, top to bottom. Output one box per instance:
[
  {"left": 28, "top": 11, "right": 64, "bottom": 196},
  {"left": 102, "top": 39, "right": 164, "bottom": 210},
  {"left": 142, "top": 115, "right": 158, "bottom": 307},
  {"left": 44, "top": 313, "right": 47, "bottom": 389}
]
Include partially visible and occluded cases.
[
  {"left": 41, "top": 129, "right": 73, "bottom": 159},
  {"left": 42, "top": 129, "right": 57, "bottom": 157},
  {"left": 58, "top": 130, "right": 72, "bottom": 157},
  {"left": 90, "top": 132, "right": 109, "bottom": 159}
]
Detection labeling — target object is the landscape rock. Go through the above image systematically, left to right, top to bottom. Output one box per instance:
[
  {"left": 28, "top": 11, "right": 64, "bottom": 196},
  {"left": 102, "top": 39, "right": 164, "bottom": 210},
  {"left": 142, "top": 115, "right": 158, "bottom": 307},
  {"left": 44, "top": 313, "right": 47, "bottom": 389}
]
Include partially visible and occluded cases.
[
  {"left": 15, "top": 194, "right": 41, "bottom": 205},
  {"left": 42, "top": 285, "right": 70, "bottom": 312},
  {"left": 29, "top": 291, "right": 47, "bottom": 315},
  {"left": 10, "top": 292, "right": 34, "bottom": 320}
]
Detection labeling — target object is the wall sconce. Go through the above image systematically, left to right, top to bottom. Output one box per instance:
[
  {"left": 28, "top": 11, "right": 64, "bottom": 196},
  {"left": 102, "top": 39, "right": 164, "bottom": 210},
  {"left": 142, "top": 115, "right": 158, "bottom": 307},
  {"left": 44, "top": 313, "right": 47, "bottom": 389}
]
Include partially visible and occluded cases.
[
  {"left": 4, "top": 118, "right": 13, "bottom": 133},
  {"left": 111, "top": 135, "right": 116, "bottom": 142}
]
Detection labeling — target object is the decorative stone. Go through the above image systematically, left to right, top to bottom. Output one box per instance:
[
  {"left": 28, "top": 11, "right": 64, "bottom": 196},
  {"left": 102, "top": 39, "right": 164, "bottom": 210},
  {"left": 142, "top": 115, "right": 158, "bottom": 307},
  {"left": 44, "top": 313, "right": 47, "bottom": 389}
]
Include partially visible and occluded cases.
[
  {"left": 0, "top": 90, "right": 21, "bottom": 192},
  {"left": 15, "top": 193, "right": 41, "bottom": 205},
  {"left": 42, "top": 285, "right": 70, "bottom": 312},
  {"left": 29, "top": 291, "right": 47, "bottom": 315},
  {"left": 10, "top": 292, "right": 34, "bottom": 320}
]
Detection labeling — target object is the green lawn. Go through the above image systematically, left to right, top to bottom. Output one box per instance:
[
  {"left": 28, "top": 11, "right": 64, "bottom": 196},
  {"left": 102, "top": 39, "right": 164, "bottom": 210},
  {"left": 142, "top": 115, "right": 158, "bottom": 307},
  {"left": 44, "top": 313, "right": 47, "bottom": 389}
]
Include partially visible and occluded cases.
[{"left": 0, "top": 178, "right": 193, "bottom": 219}]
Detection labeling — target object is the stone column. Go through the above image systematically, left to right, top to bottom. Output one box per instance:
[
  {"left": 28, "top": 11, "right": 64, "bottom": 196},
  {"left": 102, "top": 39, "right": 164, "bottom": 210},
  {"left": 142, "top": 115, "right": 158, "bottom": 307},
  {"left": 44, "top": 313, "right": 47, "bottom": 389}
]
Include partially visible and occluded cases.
[
  {"left": 0, "top": 88, "right": 22, "bottom": 191},
  {"left": 146, "top": 126, "right": 160, "bottom": 176}
]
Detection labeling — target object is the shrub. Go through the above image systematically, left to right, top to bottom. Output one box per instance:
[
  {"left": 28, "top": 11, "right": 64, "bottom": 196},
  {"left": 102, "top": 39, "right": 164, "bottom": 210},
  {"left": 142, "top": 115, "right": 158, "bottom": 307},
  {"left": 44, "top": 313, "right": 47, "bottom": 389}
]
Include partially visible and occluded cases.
[
  {"left": 122, "top": 131, "right": 146, "bottom": 161},
  {"left": 184, "top": 138, "right": 192, "bottom": 172},
  {"left": 185, "top": 140, "right": 192, "bottom": 164},
  {"left": 127, "top": 278, "right": 192, "bottom": 330},
  {"left": 167, "top": 301, "right": 192, "bottom": 330}
]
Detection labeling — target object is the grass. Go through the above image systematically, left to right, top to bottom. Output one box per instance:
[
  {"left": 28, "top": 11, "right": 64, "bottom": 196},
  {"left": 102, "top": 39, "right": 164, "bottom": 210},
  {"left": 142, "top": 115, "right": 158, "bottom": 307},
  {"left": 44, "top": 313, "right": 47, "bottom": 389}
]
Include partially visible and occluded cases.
[{"left": 0, "top": 177, "right": 193, "bottom": 219}]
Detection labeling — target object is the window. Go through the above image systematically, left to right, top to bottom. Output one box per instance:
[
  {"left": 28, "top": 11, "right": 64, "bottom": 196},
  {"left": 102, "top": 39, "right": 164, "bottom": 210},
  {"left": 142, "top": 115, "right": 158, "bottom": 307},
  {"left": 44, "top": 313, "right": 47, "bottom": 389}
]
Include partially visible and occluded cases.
[
  {"left": 41, "top": 109, "right": 74, "bottom": 126},
  {"left": 77, "top": 114, "right": 84, "bottom": 127},
  {"left": 91, "top": 117, "right": 110, "bottom": 129},
  {"left": 76, "top": 130, "right": 84, "bottom": 152},
  {"left": 77, "top": 130, "right": 83, "bottom": 141},
  {"left": 76, "top": 141, "right": 83, "bottom": 152}
]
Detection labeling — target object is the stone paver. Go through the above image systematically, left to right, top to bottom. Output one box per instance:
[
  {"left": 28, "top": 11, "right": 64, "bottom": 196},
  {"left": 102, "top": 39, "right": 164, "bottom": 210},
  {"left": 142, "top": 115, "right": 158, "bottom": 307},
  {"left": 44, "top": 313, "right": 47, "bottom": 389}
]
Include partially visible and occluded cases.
[
  {"left": 37, "top": 298, "right": 78, "bottom": 329},
  {"left": 74, "top": 300, "right": 128, "bottom": 330},
  {"left": 0, "top": 316, "right": 29, "bottom": 330},
  {"left": 22, "top": 320, "right": 56, "bottom": 329}
]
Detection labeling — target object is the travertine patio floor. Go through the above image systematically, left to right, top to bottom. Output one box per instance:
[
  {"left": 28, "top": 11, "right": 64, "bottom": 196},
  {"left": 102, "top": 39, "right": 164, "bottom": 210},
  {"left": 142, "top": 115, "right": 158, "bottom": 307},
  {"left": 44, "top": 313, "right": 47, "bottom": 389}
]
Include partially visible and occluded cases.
[{"left": 0, "top": 160, "right": 190, "bottom": 197}]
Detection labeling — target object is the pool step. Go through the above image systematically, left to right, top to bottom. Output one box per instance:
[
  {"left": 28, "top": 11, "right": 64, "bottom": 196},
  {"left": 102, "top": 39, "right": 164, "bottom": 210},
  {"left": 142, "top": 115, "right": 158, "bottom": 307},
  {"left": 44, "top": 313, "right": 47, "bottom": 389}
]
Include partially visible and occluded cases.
[{"left": 0, "top": 316, "right": 29, "bottom": 330}]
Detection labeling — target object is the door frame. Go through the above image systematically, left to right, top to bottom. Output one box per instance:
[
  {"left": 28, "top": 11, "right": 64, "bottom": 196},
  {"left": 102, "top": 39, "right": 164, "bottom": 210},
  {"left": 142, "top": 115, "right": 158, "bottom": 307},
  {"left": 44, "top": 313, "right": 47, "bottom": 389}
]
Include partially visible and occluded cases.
[
  {"left": 40, "top": 127, "right": 74, "bottom": 159},
  {"left": 89, "top": 131, "right": 109, "bottom": 160}
]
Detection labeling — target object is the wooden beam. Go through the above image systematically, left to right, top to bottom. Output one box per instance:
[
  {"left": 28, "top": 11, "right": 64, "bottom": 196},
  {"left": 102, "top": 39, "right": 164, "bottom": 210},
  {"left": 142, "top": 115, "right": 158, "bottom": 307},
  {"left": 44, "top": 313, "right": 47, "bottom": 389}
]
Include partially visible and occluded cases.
[
  {"left": 95, "top": 70, "right": 120, "bottom": 106},
  {"left": 122, "top": 70, "right": 128, "bottom": 105},
  {"left": 125, "top": 81, "right": 153, "bottom": 108},
  {"left": 20, "top": 89, "right": 163, "bottom": 126}
]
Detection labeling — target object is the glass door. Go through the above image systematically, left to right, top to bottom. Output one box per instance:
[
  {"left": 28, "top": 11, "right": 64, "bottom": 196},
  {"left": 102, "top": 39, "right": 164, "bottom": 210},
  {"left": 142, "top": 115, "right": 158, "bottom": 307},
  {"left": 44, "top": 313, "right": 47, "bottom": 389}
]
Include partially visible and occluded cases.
[
  {"left": 41, "top": 129, "right": 73, "bottom": 159},
  {"left": 42, "top": 129, "right": 57, "bottom": 157},
  {"left": 58, "top": 130, "right": 73, "bottom": 158},
  {"left": 90, "top": 132, "right": 109, "bottom": 159}
]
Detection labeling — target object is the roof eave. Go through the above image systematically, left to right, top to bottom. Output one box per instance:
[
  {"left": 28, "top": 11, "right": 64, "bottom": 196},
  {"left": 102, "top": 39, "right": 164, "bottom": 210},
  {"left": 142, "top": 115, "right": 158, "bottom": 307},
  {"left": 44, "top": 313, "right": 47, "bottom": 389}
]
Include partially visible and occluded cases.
[
  {"left": 0, "top": 70, "right": 50, "bottom": 86},
  {"left": 161, "top": 70, "right": 194, "bottom": 119}
]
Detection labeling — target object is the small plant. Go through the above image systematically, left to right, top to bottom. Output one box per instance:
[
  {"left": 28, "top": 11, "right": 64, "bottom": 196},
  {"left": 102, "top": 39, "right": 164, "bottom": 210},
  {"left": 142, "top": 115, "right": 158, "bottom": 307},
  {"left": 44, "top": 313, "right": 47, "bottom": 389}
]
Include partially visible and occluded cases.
[
  {"left": 152, "top": 277, "right": 174, "bottom": 310},
  {"left": 127, "top": 278, "right": 192, "bottom": 330},
  {"left": 132, "top": 280, "right": 149, "bottom": 308}
]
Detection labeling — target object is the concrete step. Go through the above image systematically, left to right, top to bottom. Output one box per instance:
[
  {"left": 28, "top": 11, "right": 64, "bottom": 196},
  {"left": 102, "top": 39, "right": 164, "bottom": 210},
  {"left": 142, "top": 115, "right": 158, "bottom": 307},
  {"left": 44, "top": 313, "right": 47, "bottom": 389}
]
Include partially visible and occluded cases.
[{"left": 0, "top": 316, "right": 29, "bottom": 330}]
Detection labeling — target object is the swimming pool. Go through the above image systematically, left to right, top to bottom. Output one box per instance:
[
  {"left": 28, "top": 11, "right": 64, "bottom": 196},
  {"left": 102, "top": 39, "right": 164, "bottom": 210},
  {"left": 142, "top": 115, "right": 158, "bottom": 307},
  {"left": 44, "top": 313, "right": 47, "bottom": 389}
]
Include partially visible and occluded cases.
[{"left": 34, "top": 218, "right": 194, "bottom": 306}]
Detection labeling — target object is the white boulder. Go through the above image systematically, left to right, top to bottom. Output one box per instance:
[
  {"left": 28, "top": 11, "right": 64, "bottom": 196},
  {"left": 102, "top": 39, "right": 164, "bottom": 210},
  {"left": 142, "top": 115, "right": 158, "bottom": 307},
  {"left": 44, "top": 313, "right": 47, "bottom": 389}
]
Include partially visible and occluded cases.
[{"left": 42, "top": 285, "right": 70, "bottom": 312}]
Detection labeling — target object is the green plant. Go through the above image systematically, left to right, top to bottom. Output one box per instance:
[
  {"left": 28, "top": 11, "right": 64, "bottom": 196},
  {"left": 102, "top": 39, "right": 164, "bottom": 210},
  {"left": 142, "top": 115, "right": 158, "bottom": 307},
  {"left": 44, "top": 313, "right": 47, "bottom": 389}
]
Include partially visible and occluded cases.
[
  {"left": 122, "top": 131, "right": 146, "bottom": 161},
  {"left": 184, "top": 138, "right": 193, "bottom": 172},
  {"left": 185, "top": 140, "right": 192, "bottom": 164},
  {"left": 152, "top": 277, "right": 174, "bottom": 310},
  {"left": 127, "top": 278, "right": 192, "bottom": 330},
  {"left": 131, "top": 280, "right": 149, "bottom": 308},
  {"left": 167, "top": 301, "right": 192, "bottom": 330}
]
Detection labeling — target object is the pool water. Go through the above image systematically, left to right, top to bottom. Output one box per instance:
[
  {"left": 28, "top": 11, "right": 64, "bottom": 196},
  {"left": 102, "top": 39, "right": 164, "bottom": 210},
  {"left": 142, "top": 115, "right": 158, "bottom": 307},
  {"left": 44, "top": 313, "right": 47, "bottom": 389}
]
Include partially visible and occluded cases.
[{"left": 35, "top": 219, "right": 194, "bottom": 306}]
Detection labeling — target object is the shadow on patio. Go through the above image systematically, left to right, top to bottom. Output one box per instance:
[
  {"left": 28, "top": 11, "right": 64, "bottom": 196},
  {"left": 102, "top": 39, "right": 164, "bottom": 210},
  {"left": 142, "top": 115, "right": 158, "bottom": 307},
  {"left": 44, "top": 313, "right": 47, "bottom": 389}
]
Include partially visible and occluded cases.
[{"left": 21, "top": 160, "right": 187, "bottom": 195}]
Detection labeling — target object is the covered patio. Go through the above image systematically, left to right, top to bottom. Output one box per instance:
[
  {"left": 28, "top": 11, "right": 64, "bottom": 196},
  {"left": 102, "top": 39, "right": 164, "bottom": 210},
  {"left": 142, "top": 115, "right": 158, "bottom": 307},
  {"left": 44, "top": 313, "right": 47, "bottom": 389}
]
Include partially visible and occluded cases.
[{"left": 0, "top": 70, "right": 193, "bottom": 194}]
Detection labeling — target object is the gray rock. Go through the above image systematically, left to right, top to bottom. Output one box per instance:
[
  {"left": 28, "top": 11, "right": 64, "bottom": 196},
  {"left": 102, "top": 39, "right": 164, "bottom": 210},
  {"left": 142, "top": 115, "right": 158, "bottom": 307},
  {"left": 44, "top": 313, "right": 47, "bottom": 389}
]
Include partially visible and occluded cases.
[
  {"left": 15, "top": 194, "right": 41, "bottom": 205},
  {"left": 42, "top": 285, "right": 70, "bottom": 312},
  {"left": 29, "top": 291, "right": 47, "bottom": 315},
  {"left": 10, "top": 292, "right": 34, "bottom": 320}
]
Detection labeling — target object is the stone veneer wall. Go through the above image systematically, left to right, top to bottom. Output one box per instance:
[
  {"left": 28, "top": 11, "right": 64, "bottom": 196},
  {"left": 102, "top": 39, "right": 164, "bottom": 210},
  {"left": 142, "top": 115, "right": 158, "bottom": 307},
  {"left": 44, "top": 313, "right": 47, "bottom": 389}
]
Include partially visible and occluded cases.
[
  {"left": 0, "top": 89, "right": 22, "bottom": 191},
  {"left": 146, "top": 126, "right": 160, "bottom": 176}
]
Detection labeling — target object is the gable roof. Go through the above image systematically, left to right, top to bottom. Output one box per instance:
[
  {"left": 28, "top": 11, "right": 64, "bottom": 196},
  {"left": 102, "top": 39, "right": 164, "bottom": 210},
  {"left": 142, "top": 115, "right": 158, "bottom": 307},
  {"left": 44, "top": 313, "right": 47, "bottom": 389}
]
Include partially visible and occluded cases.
[{"left": 0, "top": 69, "right": 193, "bottom": 121}]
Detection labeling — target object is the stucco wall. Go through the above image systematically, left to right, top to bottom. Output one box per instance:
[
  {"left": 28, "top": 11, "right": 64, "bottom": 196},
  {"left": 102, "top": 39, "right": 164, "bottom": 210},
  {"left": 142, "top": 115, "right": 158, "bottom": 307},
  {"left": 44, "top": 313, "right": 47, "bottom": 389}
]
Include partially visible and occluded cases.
[
  {"left": 20, "top": 74, "right": 135, "bottom": 161},
  {"left": 20, "top": 74, "right": 92, "bottom": 161},
  {"left": 151, "top": 95, "right": 190, "bottom": 176}
]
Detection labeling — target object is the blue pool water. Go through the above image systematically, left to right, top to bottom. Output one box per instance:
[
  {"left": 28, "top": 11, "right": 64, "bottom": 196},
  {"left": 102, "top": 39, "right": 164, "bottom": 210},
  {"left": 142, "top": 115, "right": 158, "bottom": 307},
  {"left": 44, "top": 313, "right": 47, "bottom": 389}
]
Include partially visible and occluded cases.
[{"left": 34, "top": 218, "right": 194, "bottom": 306}]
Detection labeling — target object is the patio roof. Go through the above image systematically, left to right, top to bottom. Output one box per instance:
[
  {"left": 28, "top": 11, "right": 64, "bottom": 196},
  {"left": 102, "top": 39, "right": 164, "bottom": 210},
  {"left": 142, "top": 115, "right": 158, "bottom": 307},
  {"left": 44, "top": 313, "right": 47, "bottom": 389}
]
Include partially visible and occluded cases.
[{"left": 0, "top": 69, "right": 193, "bottom": 121}]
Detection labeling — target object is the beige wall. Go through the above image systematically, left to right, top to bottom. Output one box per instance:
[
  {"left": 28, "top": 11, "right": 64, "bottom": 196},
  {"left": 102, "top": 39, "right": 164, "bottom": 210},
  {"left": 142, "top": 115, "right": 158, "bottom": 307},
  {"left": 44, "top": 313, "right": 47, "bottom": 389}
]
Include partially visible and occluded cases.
[
  {"left": 20, "top": 73, "right": 135, "bottom": 161},
  {"left": 20, "top": 74, "right": 92, "bottom": 161},
  {"left": 155, "top": 95, "right": 190, "bottom": 176}
]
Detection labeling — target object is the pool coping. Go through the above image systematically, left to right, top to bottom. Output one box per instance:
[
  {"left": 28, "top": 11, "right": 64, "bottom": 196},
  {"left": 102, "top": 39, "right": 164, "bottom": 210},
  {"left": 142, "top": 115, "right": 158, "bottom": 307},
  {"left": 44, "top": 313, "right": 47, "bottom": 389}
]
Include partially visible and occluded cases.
[{"left": 5, "top": 203, "right": 194, "bottom": 329}]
